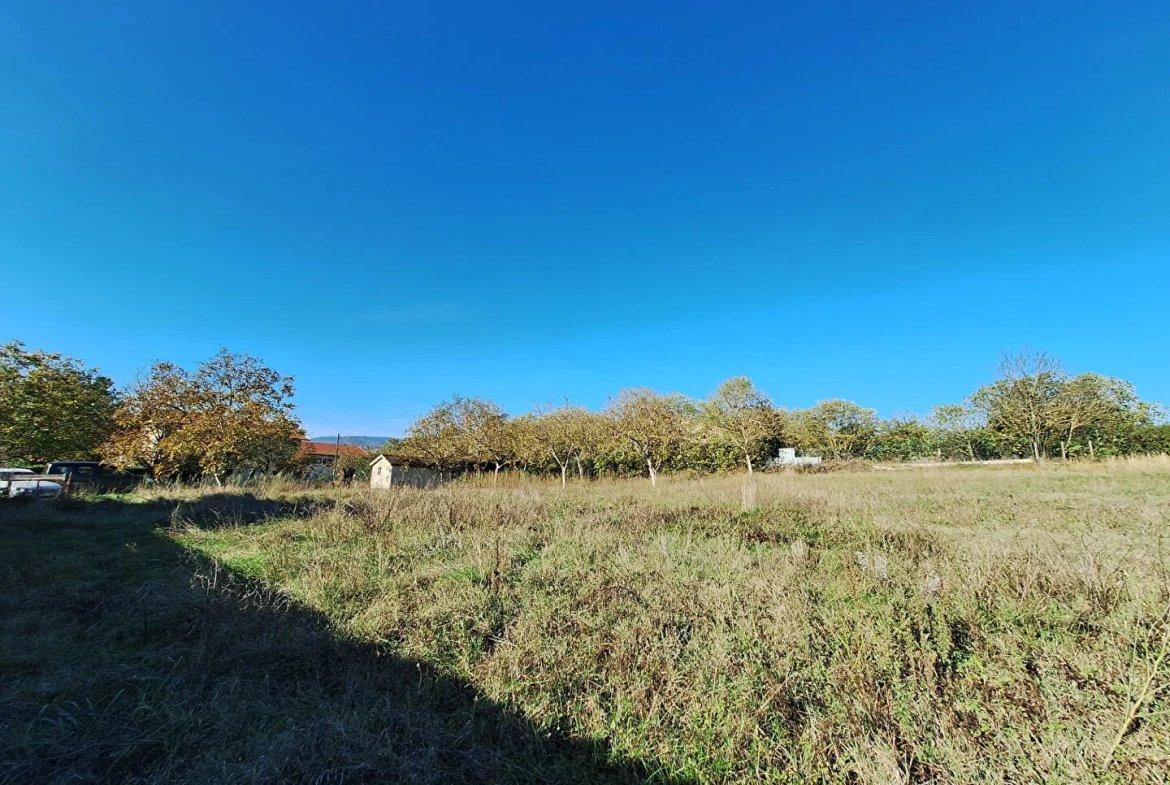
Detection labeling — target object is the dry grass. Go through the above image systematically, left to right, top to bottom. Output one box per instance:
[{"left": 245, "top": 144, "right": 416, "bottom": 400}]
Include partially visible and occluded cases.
[{"left": 3, "top": 457, "right": 1169, "bottom": 782}]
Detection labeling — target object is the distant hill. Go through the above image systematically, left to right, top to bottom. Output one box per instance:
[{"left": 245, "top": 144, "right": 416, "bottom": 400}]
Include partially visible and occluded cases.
[{"left": 309, "top": 436, "right": 393, "bottom": 450}]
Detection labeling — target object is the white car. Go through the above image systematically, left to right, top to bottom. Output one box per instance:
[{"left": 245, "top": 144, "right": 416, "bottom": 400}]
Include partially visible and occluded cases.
[{"left": 0, "top": 468, "right": 64, "bottom": 498}]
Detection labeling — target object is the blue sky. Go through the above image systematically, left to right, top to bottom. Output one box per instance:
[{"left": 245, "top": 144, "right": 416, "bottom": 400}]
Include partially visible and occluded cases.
[{"left": 3, "top": 1, "right": 1168, "bottom": 436}]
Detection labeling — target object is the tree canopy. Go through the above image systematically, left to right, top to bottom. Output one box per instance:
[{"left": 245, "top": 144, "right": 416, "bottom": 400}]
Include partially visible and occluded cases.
[
  {"left": 0, "top": 341, "right": 117, "bottom": 465},
  {"left": 101, "top": 349, "right": 301, "bottom": 481},
  {"left": 701, "top": 376, "right": 774, "bottom": 474}
]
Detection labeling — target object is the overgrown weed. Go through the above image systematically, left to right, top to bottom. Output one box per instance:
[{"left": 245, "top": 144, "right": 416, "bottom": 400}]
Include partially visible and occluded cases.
[{"left": 4, "top": 457, "right": 1169, "bottom": 782}]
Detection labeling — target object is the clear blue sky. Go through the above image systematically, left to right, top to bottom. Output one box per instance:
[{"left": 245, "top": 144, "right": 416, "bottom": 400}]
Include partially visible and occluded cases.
[{"left": 3, "top": 1, "right": 1168, "bottom": 436}]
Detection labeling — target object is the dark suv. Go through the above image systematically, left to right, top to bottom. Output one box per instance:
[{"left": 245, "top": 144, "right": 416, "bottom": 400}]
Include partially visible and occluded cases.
[
  {"left": 45, "top": 461, "right": 103, "bottom": 479},
  {"left": 45, "top": 462, "right": 143, "bottom": 492}
]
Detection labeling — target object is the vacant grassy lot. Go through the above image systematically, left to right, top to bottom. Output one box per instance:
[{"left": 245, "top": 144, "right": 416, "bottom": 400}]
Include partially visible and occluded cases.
[{"left": 3, "top": 459, "right": 1169, "bottom": 783}]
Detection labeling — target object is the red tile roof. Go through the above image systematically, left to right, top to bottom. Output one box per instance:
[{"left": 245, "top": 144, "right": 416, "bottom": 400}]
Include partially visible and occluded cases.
[{"left": 299, "top": 441, "right": 369, "bottom": 458}]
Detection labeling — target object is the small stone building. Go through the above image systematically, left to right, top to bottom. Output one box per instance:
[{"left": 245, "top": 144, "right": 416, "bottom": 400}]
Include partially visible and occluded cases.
[{"left": 369, "top": 455, "right": 443, "bottom": 488}]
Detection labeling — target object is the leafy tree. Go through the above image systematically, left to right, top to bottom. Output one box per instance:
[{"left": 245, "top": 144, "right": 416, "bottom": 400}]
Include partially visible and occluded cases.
[
  {"left": 0, "top": 341, "right": 117, "bottom": 465},
  {"left": 102, "top": 349, "right": 300, "bottom": 482},
  {"left": 389, "top": 349, "right": 1165, "bottom": 476},
  {"left": 971, "top": 350, "right": 1066, "bottom": 461},
  {"left": 102, "top": 362, "right": 193, "bottom": 478},
  {"left": 1052, "top": 374, "right": 1150, "bottom": 458},
  {"left": 701, "top": 376, "right": 773, "bottom": 474},
  {"left": 604, "top": 388, "right": 697, "bottom": 485},
  {"left": 450, "top": 396, "right": 512, "bottom": 481},
  {"left": 791, "top": 399, "right": 878, "bottom": 459},
  {"left": 398, "top": 400, "right": 465, "bottom": 476},
  {"left": 532, "top": 403, "right": 592, "bottom": 487},
  {"left": 928, "top": 404, "right": 984, "bottom": 461},
  {"left": 570, "top": 411, "right": 609, "bottom": 479},
  {"left": 504, "top": 414, "right": 542, "bottom": 473},
  {"left": 876, "top": 414, "right": 934, "bottom": 461},
  {"left": 1131, "top": 422, "right": 1170, "bottom": 455},
  {"left": 671, "top": 436, "right": 747, "bottom": 474},
  {"left": 377, "top": 437, "right": 403, "bottom": 455},
  {"left": 335, "top": 453, "right": 372, "bottom": 482}
]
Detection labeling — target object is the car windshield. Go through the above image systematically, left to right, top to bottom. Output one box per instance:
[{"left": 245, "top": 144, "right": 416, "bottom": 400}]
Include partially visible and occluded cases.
[{"left": 48, "top": 464, "right": 98, "bottom": 475}]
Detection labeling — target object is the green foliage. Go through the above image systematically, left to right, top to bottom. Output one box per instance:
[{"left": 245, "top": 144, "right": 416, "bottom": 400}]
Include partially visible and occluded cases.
[
  {"left": 0, "top": 341, "right": 118, "bottom": 464},
  {"left": 102, "top": 349, "right": 301, "bottom": 481},
  {"left": 970, "top": 352, "right": 1160, "bottom": 460},
  {"left": 701, "top": 376, "right": 774, "bottom": 473},
  {"left": 450, "top": 396, "right": 512, "bottom": 473},
  {"left": 790, "top": 399, "right": 879, "bottom": 459},
  {"left": 530, "top": 404, "right": 594, "bottom": 485},
  {"left": 927, "top": 404, "right": 990, "bottom": 460},
  {"left": 875, "top": 414, "right": 934, "bottom": 461},
  {"left": 1130, "top": 423, "right": 1170, "bottom": 455},
  {"left": 376, "top": 437, "right": 403, "bottom": 455},
  {"left": 335, "top": 453, "right": 372, "bottom": 481}
]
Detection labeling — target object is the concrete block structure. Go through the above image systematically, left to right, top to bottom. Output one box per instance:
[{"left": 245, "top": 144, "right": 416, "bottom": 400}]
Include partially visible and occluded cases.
[{"left": 771, "top": 448, "right": 823, "bottom": 467}]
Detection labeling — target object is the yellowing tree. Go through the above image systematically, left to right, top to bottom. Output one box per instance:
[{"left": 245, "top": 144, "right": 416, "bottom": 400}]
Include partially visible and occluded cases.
[
  {"left": 0, "top": 342, "right": 117, "bottom": 465},
  {"left": 102, "top": 349, "right": 300, "bottom": 482},
  {"left": 102, "top": 362, "right": 193, "bottom": 478},
  {"left": 701, "top": 376, "right": 773, "bottom": 474},
  {"left": 604, "top": 388, "right": 696, "bottom": 486},
  {"left": 450, "top": 396, "right": 513, "bottom": 481},
  {"left": 398, "top": 400, "right": 465, "bottom": 476},
  {"left": 532, "top": 403, "right": 592, "bottom": 487},
  {"left": 505, "top": 414, "right": 541, "bottom": 473}
]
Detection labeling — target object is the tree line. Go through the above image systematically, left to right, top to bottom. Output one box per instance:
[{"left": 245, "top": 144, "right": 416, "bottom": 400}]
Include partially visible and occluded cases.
[
  {"left": 1, "top": 341, "right": 1166, "bottom": 484},
  {"left": 0, "top": 342, "right": 301, "bottom": 483},
  {"left": 391, "top": 351, "right": 1169, "bottom": 484}
]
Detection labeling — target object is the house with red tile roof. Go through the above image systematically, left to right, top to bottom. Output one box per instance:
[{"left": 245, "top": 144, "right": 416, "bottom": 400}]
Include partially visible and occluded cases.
[{"left": 295, "top": 436, "right": 369, "bottom": 477}]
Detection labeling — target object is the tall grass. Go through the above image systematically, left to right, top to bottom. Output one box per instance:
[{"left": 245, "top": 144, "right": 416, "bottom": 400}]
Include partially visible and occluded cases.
[{"left": 4, "top": 457, "right": 1169, "bottom": 782}]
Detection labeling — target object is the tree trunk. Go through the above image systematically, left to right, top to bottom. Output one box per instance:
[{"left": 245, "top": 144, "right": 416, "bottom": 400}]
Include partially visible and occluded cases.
[
  {"left": 1032, "top": 437, "right": 1042, "bottom": 462},
  {"left": 1088, "top": 438, "right": 1095, "bottom": 459},
  {"left": 1060, "top": 441, "right": 1067, "bottom": 460},
  {"left": 745, "top": 452, "right": 753, "bottom": 475},
  {"left": 575, "top": 456, "right": 584, "bottom": 480},
  {"left": 647, "top": 458, "right": 657, "bottom": 487},
  {"left": 493, "top": 463, "right": 500, "bottom": 484},
  {"left": 560, "top": 463, "right": 567, "bottom": 488}
]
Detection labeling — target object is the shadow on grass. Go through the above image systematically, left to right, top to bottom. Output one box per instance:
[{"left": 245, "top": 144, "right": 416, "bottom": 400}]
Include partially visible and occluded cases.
[{"left": 0, "top": 495, "right": 691, "bottom": 784}]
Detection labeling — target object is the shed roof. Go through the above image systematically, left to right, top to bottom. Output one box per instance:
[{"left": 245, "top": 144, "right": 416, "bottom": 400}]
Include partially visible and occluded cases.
[{"left": 369, "top": 454, "right": 431, "bottom": 468}]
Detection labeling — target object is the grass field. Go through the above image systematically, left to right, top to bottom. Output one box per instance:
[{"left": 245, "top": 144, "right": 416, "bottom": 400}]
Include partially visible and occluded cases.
[{"left": 3, "top": 459, "right": 1169, "bottom": 783}]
